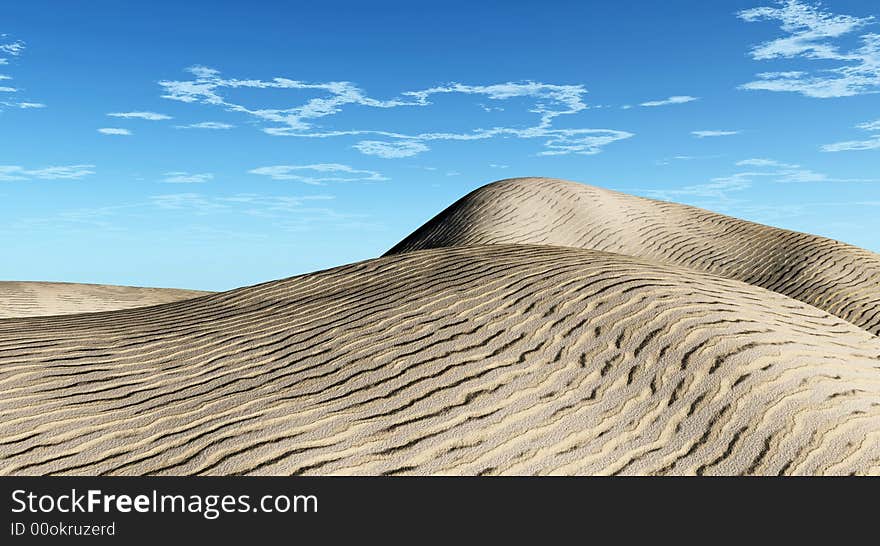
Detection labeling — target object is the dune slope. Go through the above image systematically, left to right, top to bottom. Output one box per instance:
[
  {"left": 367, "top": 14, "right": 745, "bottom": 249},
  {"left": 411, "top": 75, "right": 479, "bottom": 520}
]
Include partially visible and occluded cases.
[
  {"left": 387, "top": 178, "right": 880, "bottom": 336},
  {"left": 2, "top": 245, "right": 879, "bottom": 476},
  {"left": 0, "top": 281, "right": 211, "bottom": 319}
]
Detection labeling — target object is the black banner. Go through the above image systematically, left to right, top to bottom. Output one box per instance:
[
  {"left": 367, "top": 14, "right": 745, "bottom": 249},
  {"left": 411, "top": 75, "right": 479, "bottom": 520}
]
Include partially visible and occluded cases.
[{"left": 1, "top": 476, "right": 876, "bottom": 542}]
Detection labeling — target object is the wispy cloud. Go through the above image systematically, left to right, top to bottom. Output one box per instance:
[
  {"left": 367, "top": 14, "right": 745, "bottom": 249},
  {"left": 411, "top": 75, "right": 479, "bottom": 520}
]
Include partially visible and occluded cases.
[
  {"left": 738, "top": 1, "right": 879, "bottom": 98},
  {"left": 0, "top": 36, "right": 43, "bottom": 112},
  {"left": 0, "top": 38, "right": 25, "bottom": 67},
  {"left": 0, "top": 40, "right": 25, "bottom": 57},
  {"left": 158, "top": 67, "right": 633, "bottom": 157},
  {"left": 639, "top": 95, "right": 699, "bottom": 107},
  {"left": 0, "top": 100, "right": 46, "bottom": 109},
  {"left": 10, "top": 101, "right": 45, "bottom": 108},
  {"left": 107, "top": 111, "right": 172, "bottom": 120},
  {"left": 821, "top": 119, "right": 880, "bottom": 152},
  {"left": 856, "top": 119, "right": 880, "bottom": 131},
  {"left": 174, "top": 121, "right": 235, "bottom": 130},
  {"left": 97, "top": 128, "right": 132, "bottom": 135},
  {"left": 692, "top": 130, "right": 741, "bottom": 138},
  {"left": 353, "top": 140, "right": 429, "bottom": 158},
  {"left": 654, "top": 154, "right": 725, "bottom": 166},
  {"left": 645, "top": 157, "right": 877, "bottom": 202},
  {"left": 735, "top": 158, "right": 795, "bottom": 168},
  {"left": 248, "top": 163, "right": 387, "bottom": 185},
  {"left": 0, "top": 164, "right": 95, "bottom": 181},
  {"left": 161, "top": 171, "right": 214, "bottom": 184},
  {"left": 9, "top": 192, "right": 362, "bottom": 235},
  {"left": 147, "top": 192, "right": 372, "bottom": 231},
  {"left": 150, "top": 192, "right": 334, "bottom": 213},
  {"left": 149, "top": 193, "right": 225, "bottom": 213},
  {"left": 3, "top": 202, "right": 143, "bottom": 232}
]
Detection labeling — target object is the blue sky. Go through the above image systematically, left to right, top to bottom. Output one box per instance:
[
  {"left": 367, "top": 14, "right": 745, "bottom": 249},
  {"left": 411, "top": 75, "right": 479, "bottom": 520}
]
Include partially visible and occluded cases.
[{"left": 1, "top": 0, "right": 878, "bottom": 290}]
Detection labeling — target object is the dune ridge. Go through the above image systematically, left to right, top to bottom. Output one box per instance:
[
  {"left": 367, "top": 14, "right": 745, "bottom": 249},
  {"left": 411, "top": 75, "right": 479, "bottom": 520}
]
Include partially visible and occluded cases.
[
  {"left": 388, "top": 178, "right": 880, "bottom": 336},
  {"left": 1, "top": 245, "right": 879, "bottom": 475},
  {"left": 0, "top": 281, "right": 211, "bottom": 319}
]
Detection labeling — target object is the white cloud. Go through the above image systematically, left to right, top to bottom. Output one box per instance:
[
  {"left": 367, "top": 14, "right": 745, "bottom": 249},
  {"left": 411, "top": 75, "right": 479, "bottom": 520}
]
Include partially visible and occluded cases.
[
  {"left": 738, "top": 1, "right": 880, "bottom": 98},
  {"left": 0, "top": 37, "right": 44, "bottom": 111},
  {"left": 0, "top": 39, "right": 25, "bottom": 67},
  {"left": 0, "top": 40, "right": 25, "bottom": 57},
  {"left": 158, "top": 67, "right": 633, "bottom": 157},
  {"left": 402, "top": 81, "right": 590, "bottom": 128},
  {"left": 639, "top": 95, "right": 699, "bottom": 107},
  {"left": 0, "top": 100, "right": 43, "bottom": 108},
  {"left": 107, "top": 111, "right": 172, "bottom": 120},
  {"left": 822, "top": 118, "right": 880, "bottom": 152},
  {"left": 175, "top": 121, "right": 235, "bottom": 129},
  {"left": 97, "top": 128, "right": 132, "bottom": 135},
  {"left": 537, "top": 129, "right": 634, "bottom": 155},
  {"left": 692, "top": 130, "right": 741, "bottom": 138},
  {"left": 821, "top": 135, "right": 880, "bottom": 152},
  {"left": 822, "top": 135, "right": 880, "bottom": 152},
  {"left": 353, "top": 140, "right": 429, "bottom": 158},
  {"left": 733, "top": 158, "right": 844, "bottom": 183},
  {"left": 735, "top": 158, "right": 798, "bottom": 168},
  {"left": 248, "top": 163, "right": 387, "bottom": 185},
  {"left": 489, "top": 163, "right": 509, "bottom": 169},
  {"left": 0, "top": 164, "right": 95, "bottom": 181},
  {"left": 162, "top": 171, "right": 214, "bottom": 184},
  {"left": 648, "top": 172, "right": 763, "bottom": 201}
]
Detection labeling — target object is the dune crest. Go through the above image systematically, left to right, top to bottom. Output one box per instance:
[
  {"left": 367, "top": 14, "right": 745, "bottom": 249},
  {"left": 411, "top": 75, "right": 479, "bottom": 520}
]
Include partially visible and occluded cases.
[{"left": 387, "top": 177, "right": 880, "bottom": 336}]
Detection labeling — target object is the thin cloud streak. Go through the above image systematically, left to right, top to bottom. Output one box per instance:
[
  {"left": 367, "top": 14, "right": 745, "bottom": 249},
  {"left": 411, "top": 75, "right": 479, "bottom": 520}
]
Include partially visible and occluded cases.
[
  {"left": 639, "top": 95, "right": 699, "bottom": 107},
  {"left": 107, "top": 111, "right": 172, "bottom": 120},
  {"left": 174, "top": 121, "right": 235, "bottom": 130},
  {"left": 98, "top": 128, "right": 132, "bottom": 135},
  {"left": 692, "top": 130, "right": 741, "bottom": 138},
  {"left": 248, "top": 163, "right": 388, "bottom": 185},
  {"left": 0, "top": 164, "right": 96, "bottom": 181},
  {"left": 161, "top": 172, "right": 214, "bottom": 184}
]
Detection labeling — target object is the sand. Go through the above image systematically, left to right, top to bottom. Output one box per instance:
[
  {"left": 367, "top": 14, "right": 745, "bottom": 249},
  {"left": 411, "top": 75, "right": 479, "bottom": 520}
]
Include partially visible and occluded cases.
[
  {"left": 1, "top": 178, "right": 879, "bottom": 475},
  {"left": 389, "top": 178, "right": 880, "bottom": 336},
  {"left": 0, "top": 281, "right": 211, "bottom": 319}
]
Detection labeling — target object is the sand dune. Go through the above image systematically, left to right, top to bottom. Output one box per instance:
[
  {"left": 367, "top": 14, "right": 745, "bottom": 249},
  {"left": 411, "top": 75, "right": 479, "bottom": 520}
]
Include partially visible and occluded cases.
[
  {"left": 2, "top": 178, "right": 880, "bottom": 475},
  {"left": 388, "top": 178, "right": 880, "bottom": 336},
  {"left": 2, "top": 245, "right": 879, "bottom": 475},
  {"left": 0, "top": 281, "right": 211, "bottom": 319}
]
